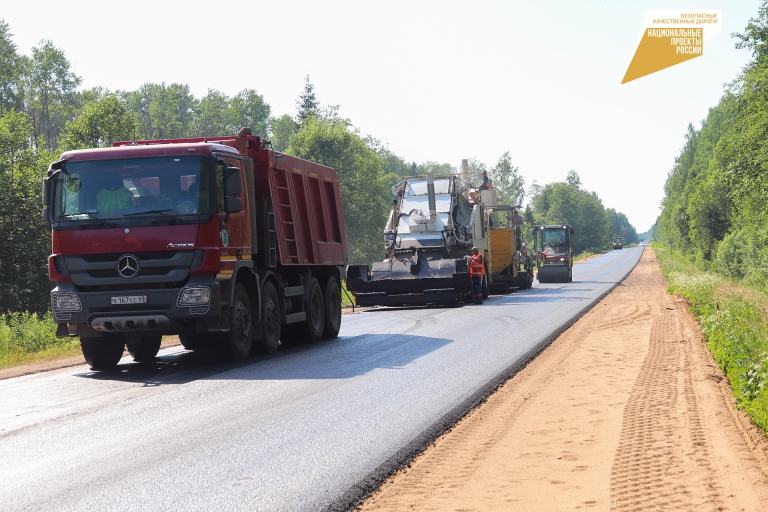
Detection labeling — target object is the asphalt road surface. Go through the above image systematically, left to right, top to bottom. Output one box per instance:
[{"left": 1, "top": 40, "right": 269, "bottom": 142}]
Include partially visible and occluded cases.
[{"left": 0, "top": 248, "right": 642, "bottom": 512}]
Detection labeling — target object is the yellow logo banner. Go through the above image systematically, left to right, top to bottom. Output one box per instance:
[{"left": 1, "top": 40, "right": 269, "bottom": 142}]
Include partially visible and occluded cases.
[{"left": 622, "top": 11, "right": 721, "bottom": 84}]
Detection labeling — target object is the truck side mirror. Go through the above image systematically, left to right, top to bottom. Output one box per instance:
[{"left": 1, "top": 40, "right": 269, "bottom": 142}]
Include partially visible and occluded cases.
[
  {"left": 223, "top": 166, "right": 243, "bottom": 214},
  {"left": 224, "top": 166, "right": 242, "bottom": 196},
  {"left": 41, "top": 176, "right": 57, "bottom": 223},
  {"left": 42, "top": 184, "right": 49, "bottom": 221},
  {"left": 224, "top": 196, "right": 243, "bottom": 213}
]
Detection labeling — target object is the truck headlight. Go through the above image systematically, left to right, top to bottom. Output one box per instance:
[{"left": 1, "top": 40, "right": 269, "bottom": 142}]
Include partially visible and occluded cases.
[
  {"left": 178, "top": 287, "right": 211, "bottom": 306},
  {"left": 53, "top": 292, "right": 82, "bottom": 311}
]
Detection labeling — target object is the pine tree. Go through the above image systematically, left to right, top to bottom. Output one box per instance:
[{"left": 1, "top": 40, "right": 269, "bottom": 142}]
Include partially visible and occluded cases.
[{"left": 296, "top": 75, "right": 318, "bottom": 124}]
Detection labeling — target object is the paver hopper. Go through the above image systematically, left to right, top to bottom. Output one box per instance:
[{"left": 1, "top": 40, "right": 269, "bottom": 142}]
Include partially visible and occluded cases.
[{"left": 347, "top": 164, "right": 534, "bottom": 306}]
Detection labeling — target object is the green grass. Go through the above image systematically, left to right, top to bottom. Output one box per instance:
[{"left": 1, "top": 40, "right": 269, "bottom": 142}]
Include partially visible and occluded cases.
[
  {"left": 654, "top": 243, "right": 768, "bottom": 432},
  {"left": 574, "top": 250, "right": 598, "bottom": 261},
  {"left": 341, "top": 279, "right": 356, "bottom": 308},
  {"left": 0, "top": 312, "right": 81, "bottom": 370}
]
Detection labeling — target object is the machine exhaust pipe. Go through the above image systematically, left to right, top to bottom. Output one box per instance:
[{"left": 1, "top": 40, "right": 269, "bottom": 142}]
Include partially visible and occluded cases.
[
  {"left": 460, "top": 159, "right": 469, "bottom": 200},
  {"left": 426, "top": 173, "right": 436, "bottom": 217}
]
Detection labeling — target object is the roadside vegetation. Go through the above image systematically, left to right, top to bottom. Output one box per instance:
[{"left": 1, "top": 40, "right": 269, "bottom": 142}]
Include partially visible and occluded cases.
[
  {"left": 655, "top": 2, "right": 768, "bottom": 287},
  {"left": 649, "top": 3, "right": 768, "bottom": 434},
  {"left": 655, "top": 244, "right": 768, "bottom": 433},
  {"left": 574, "top": 249, "right": 599, "bottom": 261},
  {"left": 341, "top": 281, "right": 356, "bottom": 308},
  {"left": 0, "top": 312, "right": 80, "bottom": 369}
]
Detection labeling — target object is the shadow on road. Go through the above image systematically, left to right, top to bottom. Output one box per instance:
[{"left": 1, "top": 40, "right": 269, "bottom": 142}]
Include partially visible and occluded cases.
[{"left": 74, "top": 333, "right": 453, "bottom": 385}]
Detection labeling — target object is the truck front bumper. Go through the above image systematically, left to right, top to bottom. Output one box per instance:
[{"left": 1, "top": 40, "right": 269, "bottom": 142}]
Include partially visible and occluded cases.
[{"left": 50, "top": 279, "right": 221, "bottom": 336}]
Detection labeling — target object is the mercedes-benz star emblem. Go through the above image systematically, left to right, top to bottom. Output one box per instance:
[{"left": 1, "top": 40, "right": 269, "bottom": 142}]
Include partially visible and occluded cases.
[{"left": 117, "top": 255, "right": 140, "bottom": 278}]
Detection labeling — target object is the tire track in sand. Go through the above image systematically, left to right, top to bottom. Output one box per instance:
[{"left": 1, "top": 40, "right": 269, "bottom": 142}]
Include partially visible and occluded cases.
[
  {"left": 357, "top": 249, "right": 768, "bottom": 512},
  {"left": 610, "top": 257, "right": 768, "bottom": 511},
  {"left": 609, "top": 302, "right": 723, "bottom": 510}
]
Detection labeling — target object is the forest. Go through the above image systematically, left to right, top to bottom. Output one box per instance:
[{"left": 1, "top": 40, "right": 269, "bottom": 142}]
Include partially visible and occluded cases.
[
  {"left": 656, "top": 2, "right": 768, "bottom": 285},
  {"left": 0, "top": 20, "right": 636, "bottom": 316}
]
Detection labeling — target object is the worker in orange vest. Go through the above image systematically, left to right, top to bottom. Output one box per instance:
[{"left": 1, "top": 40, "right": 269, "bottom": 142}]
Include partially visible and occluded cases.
[{"left": 468, "top": 247, "right": 485, "bottom": 304}]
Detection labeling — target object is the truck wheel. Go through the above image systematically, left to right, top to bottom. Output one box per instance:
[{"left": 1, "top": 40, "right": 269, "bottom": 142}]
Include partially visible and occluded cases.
[
  {"left": 568, "top": 267, "right": 573, "bottom": 282},
  {"left": 515, "top": 272, "right": 530, "bottom": 290},
  {"left": 482, "top": 275, "right": 489, "bottom": 299},
  {"left": 322, "top": 277, "right": 341, "bottom": 339},
  {"left": 282, "top": 278, "right": 325, "bottom": 345},
  {"left": 305, "top": 278, "right": 325, "bottom": 343},
  {"left": 258, "top": 280, "right": 281, "bottom": 354},
  {"left": 219, "top": 283, "right": 252, "bottom": 361},
  {"left": 127, "top": 335, "right": 162, "bottom": 362},
  {"left": 80, "top": 336, "right": 125, "bottom": 370}
]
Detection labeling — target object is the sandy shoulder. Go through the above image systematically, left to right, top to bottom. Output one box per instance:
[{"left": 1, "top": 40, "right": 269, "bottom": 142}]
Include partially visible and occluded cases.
[{"left": 358, "top": 248, "right": 768, "bottom": 511}]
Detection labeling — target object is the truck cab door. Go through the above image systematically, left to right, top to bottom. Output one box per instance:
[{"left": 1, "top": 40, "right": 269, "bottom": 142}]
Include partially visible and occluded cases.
[{"left": 215, "top": 157, "right": 251, "bottom": 277}]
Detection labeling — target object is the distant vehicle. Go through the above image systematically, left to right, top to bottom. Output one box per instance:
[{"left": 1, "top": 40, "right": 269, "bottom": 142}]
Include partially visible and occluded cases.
[{"left": 612, "top": 236, "right": 623, "bottom": 250}]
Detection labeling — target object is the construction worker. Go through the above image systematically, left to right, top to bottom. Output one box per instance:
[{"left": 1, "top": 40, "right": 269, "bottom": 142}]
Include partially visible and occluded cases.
[
  {"left": 481, "top": 170, "right": 494, "bottom": 191},
  {"left": 470, "top": 171, "right": 491, "bottom": 202},
  {"left": 512, "top": 209, "right": 524, "bottom": 250},
  {"left": 468, "top": 247, "right": 485, "bottom": 304}
]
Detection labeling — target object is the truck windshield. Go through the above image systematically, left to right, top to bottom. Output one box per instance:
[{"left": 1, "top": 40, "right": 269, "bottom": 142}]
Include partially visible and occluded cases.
[
  {"left": 51, "top": 156, "right": 210, "bottom": 221},
  {"left": 404, "top": 178, "right": 451, "bottom": 196},
  {"left": 541, "top": 229, "right": 568, "bottom": 255}
]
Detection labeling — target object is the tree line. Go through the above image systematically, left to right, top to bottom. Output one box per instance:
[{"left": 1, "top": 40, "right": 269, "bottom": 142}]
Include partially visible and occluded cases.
[
  {"left": 656, "top": 1, "right": 768, "bottom": 285},
  {"left": 0, "top": 20, "right": 636, "bottom": 315}
]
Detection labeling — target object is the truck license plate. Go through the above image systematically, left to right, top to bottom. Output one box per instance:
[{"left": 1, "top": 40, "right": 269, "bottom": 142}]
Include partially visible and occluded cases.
[{"left": 111, "top": 295, "right": 147, "bottom": 305}]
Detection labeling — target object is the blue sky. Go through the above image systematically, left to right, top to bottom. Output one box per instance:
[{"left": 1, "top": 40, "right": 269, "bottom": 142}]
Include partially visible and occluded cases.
[{"left": 3, "top": 1, "right": 758, "bottom": 232}]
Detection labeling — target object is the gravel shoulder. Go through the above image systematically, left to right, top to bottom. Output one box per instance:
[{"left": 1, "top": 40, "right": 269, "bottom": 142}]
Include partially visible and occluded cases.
[
  {"left": 357, "top": 248, "right": 768, "bottom": 511},
  {"left": 0, "top": 338, "right": 182, "bottom": 380}
]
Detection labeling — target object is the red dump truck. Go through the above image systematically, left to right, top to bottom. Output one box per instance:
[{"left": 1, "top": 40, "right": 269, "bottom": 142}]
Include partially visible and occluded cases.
[{"left": 43, "top": 128, "right": 347, "bottom": 369}]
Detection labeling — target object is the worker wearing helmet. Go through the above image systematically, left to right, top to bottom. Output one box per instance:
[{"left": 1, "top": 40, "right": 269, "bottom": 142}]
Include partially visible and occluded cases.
[{"left": 469, "top": 247, "right": 485, "bottom": 304}]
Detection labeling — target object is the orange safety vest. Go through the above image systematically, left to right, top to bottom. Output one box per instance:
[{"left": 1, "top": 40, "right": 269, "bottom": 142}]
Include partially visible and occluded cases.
[{"left": 469, "top": 254, "right": 485, "bottom": 277}]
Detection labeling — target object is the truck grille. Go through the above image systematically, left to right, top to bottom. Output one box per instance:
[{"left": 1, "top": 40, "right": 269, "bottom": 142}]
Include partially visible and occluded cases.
[{"left": 63, "top": 250, "right": 197, "bottom": 290}]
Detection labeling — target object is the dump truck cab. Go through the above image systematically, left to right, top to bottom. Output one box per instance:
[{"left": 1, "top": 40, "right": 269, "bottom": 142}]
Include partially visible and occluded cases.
[{"left": 43, "top": 128, "right": 347, "bottom": 370}]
